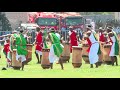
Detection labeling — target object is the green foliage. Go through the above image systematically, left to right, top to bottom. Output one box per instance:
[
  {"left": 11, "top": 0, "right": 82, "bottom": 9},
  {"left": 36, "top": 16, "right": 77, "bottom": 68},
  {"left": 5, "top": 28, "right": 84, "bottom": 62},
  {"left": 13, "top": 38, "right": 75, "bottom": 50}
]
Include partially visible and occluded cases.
[{"left": 0, "top": 12, "right": 12, "bottom": 31}]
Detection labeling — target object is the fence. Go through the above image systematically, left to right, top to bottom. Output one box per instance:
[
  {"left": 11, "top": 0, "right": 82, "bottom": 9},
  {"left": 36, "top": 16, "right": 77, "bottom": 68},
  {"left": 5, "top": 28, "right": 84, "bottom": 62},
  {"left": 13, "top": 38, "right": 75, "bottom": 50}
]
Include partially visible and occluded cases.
[
  {"left": 83, "top": 15, "right": 115, "bottom": 23},
  {"left": 0, "top": 31, "right": 35, "bottom": 44}
]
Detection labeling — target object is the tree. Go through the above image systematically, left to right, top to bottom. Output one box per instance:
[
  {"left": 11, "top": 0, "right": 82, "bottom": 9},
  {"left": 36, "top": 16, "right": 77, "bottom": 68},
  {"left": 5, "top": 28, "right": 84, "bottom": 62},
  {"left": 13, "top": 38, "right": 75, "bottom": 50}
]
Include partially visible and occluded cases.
[
  {"left": 0, "top": 12, "right": 12, "bottom": 31},
  {"left": 79, "top": 12, "right": 113, "bottom": 15}
]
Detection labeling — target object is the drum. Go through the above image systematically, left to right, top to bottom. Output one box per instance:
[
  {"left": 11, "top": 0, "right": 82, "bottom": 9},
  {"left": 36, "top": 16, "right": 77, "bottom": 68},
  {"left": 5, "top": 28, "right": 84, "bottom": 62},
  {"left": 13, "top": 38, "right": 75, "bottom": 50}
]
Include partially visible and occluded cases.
[
  {"left": 60, "top": 42, "right": 70, "bottom": 63},
  {"left": 25, "top": 44, "right": 32, "bottom": 64},
  {"left": 82, "top": 44, "right": 89, "bottom": 64},
  {"left": 102, "top": 44, "right": 112, "bottom": 65},
  {"left": 72, "top": 46, "right": 82, "bottom": 68},
  {"left": 11, "top": 49, "right": 22, "bottom": 70},
  {"left": 41, "top": 49, "right": 50, "bottom": 69}
]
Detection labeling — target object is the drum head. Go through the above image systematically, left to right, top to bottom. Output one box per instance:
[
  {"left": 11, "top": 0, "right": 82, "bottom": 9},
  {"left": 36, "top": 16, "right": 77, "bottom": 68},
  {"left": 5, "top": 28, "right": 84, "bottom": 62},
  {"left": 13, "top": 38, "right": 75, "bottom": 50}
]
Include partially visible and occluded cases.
[{"left": 72, "top": 46, "right": 82, "bottom": 49}]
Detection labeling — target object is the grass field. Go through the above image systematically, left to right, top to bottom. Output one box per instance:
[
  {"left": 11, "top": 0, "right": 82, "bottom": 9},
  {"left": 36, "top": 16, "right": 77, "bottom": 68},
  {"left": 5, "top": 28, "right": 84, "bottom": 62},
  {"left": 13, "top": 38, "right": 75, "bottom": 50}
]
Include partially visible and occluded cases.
[{"left": 0, "top": 46, "right": 120, "bottom": 78}]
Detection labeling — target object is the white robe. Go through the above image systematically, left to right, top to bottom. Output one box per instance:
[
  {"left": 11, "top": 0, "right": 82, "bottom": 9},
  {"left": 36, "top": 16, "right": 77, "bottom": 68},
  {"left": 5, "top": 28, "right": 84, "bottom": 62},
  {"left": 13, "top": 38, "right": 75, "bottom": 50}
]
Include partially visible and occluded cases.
[
  {"left": 89, "top": 33, "right": 99, "bottom": 64},
  {"left": 49, "top": 34, "right": 60, "bottom": 63},
  {"left": 109, "top": 36, "right": 116, "bottom": 56},
  {"left": 49, "top": 45, "right": 59, "bottom": 63},
  {"left": 16, "top": 52, "right": 26, "bottom": 63}
]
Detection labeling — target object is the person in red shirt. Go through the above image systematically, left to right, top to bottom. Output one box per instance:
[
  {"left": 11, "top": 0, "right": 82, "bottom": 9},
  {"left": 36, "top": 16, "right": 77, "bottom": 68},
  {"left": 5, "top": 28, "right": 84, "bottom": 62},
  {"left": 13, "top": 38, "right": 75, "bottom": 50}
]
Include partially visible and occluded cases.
[
  {"left": 69, "top": 26, "right": 78, "bottom": 53},
  {"left": 34, "top": 27, "right": 43, "bottom": 64},
  {"left": 99, "top": 27, "right": 106, "bottom": 42},
  {"left": 3, "top": 38, "right": 11, "bottom": 68}
]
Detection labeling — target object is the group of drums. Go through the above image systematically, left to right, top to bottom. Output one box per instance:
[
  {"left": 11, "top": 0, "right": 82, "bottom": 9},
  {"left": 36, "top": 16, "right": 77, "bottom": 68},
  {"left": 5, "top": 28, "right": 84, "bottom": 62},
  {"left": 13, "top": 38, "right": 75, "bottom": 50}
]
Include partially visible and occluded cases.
[
  {"left": 10, "top": 40, "right": 119, "bottom": 70},
  {"left": 41, "top": 42, "right": 114, "bottom": 69}
]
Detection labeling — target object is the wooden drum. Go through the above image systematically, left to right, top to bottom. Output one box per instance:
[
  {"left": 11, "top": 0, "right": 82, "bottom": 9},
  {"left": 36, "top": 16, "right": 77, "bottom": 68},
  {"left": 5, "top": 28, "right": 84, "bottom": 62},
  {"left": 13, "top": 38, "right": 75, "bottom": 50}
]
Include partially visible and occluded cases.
[
  {"left": 61, "top": 42, "right": 70, "bottom": 63},
  {"left": 25, "top": 44, "right": 32, "bottom": 64},
  {"left": 82, "top": 44, "right": 89, "bottom": 64},
  {"left": 102, "top": 44, "right": 112, "bottom": 65},
  {"left": 72, "top": 46, "right": 82, "bottom": 68},
  {"left": 11, "top": 49, "right": 22, "bottom": 70},
  {"left": 41, "top": 49, "right": 50, "bottom": 69}
]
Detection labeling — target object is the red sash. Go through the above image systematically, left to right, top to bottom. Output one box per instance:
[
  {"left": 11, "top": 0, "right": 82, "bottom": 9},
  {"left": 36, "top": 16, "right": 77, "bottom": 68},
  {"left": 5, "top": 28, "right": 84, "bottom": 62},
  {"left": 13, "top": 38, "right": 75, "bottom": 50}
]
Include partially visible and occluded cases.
[
  {"left": 35, "top": 32, "right": 43, "bottom": 51},
  {"left": 86, "top": 38, "right": 92, "bottom": 53}
]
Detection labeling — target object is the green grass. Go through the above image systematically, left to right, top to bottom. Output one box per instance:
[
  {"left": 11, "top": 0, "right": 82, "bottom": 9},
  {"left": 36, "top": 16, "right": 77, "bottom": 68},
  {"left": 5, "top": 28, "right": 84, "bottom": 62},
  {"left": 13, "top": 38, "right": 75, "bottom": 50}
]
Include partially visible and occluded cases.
[{"left": 0, "top": 46, "right": 120, "bottom": 78}]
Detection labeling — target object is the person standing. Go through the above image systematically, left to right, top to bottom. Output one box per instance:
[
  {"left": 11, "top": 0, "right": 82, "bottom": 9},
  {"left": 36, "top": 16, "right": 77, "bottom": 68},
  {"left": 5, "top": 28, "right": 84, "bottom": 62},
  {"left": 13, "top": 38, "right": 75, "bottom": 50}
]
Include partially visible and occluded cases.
[
  {"left": 69, "top": 26, "right": 78, "bottom": 53},
  {"left": 107, "top": 26, "right": 119, "bottom": 66},
  {"left": 34, "top": 27, "right": 43, "bottom": 64},
  {"left": 99, "top": 27, "right": 106, "bottom": 42},
  {"left": 48, "top": 28, "right": 64, "bottom": 70},
  {"left": 86, "top": 28, "right": 100, "bottom": 68},
  {"left": 15, "top": 29, "right": 28, "bottom": 70},
  {"left": 3, "top": 38, "right": 11, "bottom": 68}
]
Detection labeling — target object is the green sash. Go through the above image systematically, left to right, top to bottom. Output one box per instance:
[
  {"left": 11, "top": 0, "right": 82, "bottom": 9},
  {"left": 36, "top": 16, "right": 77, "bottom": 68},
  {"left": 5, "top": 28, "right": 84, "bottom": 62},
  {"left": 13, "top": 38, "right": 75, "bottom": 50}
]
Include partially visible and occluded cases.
[
  {"left": 49, "top": 32, "right": 63, "bottom": 57},
  {"left": 16, "top": 34, "right": 28, "bottom": 56}
]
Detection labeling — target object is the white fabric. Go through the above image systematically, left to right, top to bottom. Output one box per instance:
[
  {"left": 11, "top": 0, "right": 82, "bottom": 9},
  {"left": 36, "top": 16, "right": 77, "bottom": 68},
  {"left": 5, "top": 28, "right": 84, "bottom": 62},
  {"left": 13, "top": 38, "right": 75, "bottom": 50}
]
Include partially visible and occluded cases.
[
  {"left": 91, "top": 22, "right": 95, "bottom": 31},
  {"left": 68, "top": 31, "right": 72, "bottom": 36},
  {"left": 55, "top": 33, "right": 60, "bottom": 40},
  {"left": 89, "top": 33, "right": 99, "bottom": 64},
  {"left": 109, "top": 36, "right": 116, "bottom": 56},
  {"left": 49, "top": 45, "right": 59, "bottom": 63},
  {"left": 36, "top": 50, "right": 42, "bottom": 55},
  {"left": 16, "top": 52, "right": 26, "bottom": 62}
]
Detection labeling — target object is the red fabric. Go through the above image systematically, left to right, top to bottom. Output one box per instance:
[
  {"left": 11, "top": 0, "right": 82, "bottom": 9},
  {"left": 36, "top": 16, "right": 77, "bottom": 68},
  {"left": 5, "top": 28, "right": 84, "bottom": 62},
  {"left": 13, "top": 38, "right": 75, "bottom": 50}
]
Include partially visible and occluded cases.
[
  {"left": 70, "top": 31, "right": 78, "bottom": 53},
  {"left": 35, "top": 32, "right": 43, "bottom": 51},
  {"left": 99, "top": 33, "right": 105, "bottom": 42},
  {"left": 86, "top": 38, "right": 92, "bottom": 53},
  {"left": 3, "top": 41, "right": 11, "bottom": 63},
  {"left": 3, "top": 43, "right": 10, "bottom": 54}
]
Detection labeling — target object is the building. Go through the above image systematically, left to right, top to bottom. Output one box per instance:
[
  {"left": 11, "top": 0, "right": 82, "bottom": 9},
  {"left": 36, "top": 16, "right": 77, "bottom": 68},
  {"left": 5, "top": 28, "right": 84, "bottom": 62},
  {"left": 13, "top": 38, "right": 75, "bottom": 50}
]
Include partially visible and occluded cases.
[{"left": 5, "top": 12, "right": 29, "bottom": 29}]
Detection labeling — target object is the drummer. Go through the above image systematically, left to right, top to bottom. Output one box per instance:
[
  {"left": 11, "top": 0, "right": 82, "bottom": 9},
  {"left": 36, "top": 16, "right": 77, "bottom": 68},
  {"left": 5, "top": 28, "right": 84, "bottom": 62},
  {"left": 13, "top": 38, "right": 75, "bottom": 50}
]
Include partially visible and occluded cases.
[
  {"left": 68, "top": 26, "right": 78, "bottom": 53},
  {"left": 107, "top": 26, "right": 119, "bottom": 66},
  {"left": 34, "top": 27, "right": 43, "bottom": 64},
  {"left": 85, "top": 27, "right": 100, "bottom": 68},
  {"left": 98, "top": 27, "right": 106, "bottom": 43},
  {"left": 48, "top": 28, "right": 64, "bottom": 70},
  {"left": 15, "top": 29, "right": 28, "bottom": 71},
  {"left": 103, "top": 31, "right": 109, "bottom": 43},
  {"left": 3, "top": 37, "right": 11, "bottom": 68}
]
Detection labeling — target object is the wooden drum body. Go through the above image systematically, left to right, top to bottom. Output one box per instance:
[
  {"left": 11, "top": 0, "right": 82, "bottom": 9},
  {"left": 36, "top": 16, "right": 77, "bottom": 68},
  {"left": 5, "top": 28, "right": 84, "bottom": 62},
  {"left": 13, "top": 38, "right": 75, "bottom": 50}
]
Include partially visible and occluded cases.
[
  {"left": 61, "top": 43, "right": 70, "bottom": 63},
  {"left": 25, "top": 44, "right": 32, "bottom": 64},
  {"left": 82, "top": 44, "right": 89, "bottom": 64},
  {"left": 102, "top": 44, "right": 112, "bottom": 65},
  {"left": 72, "top": 46, "right": 82, "bottom": 68},
  {"left": 12, "top": 49, "right": 22, "bottom": 70},
  {"left": 41, "top": 49, "right": 50, "bottom": 69}
]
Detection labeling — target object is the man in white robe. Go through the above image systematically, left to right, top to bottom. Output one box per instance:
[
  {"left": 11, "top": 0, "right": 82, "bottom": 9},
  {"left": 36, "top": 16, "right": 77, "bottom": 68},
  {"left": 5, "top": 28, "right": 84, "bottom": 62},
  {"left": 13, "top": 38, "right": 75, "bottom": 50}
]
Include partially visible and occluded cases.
[{"left": 86, "top": 30, "right": 99, "bottom": 68}]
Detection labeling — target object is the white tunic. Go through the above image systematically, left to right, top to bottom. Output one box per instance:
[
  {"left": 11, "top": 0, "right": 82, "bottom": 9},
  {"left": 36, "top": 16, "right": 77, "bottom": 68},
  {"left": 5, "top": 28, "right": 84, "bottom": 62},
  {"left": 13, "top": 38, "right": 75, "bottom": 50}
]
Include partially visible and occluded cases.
[
  {"left": 49, "top": 33, "right": 64, "bottom": 63},
  {"left": 89, "top": 33, "right": 99, "bottom": 64},
  {"left": 109, "top": 36, "right": 116, "bottom": 56},
  {"left": 16, "top": 52, "right": 26, "bottom": 63}
]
